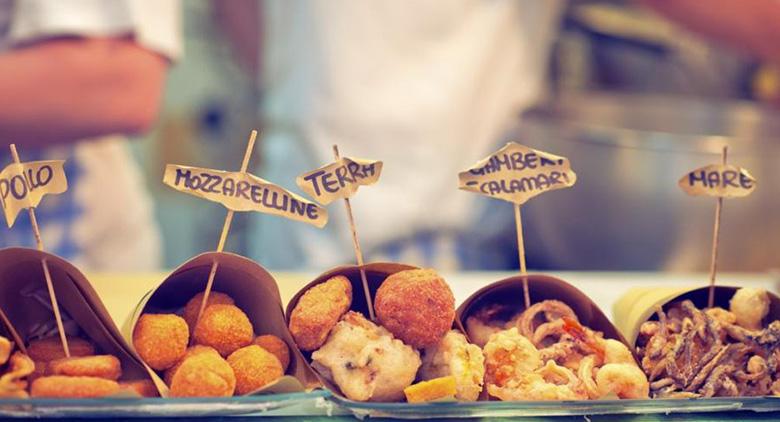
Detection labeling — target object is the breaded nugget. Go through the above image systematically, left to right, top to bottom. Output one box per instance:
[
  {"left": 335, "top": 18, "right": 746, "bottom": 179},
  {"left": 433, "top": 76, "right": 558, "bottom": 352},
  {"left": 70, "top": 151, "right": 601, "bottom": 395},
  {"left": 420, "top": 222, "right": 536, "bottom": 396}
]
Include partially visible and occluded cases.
[
  {"left": 375, "top": 269, "right": 455, "bottom": 348},
  {"left": 289, "top": 275, "right": 352, "bottom": 351},
  {"left": 183, "top": 291, "right": 235, "bottom": 331},
  {"left": 193, "top": 304, "right": 253, "bottom": 357},
  {"left": 133, "top": 313, "right": 189, "bottom": 370},
  {"left": 0, "top": 335, "right": 10, "bottom": 365},
  {"left": 253, "top": 335, "right": 290, "bottom": 372},
  {"left": 27, "top": 336, "right": 95, "bottom": 362},
  {"left": 164, "top": 345, "right": 217, "bottom": 385},
  {"left": 227, "top": 345, "right": 284, "bottom": 395},
  {"left": 169, "top": 347, "right": 236, "bottom": 397},
  {"left": 0, "top": 352, "right": 35, "bottom": 398},
  {"left": 49, "top": 355, "right": 122, "bottom": 380},
  {"left": 31, "top": 375, "right": 120, "bottom": 398},
  {"left": 119, "top": 379, "right": 160, "bottom": 397}
]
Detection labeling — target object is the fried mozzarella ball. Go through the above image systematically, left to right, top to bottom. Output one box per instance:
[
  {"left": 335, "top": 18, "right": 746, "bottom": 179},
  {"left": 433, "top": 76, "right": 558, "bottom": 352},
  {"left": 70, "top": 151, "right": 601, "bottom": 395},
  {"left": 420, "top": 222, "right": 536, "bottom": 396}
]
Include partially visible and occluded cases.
[
  {"left": 375, "top": 269, "right": 455, "bottom": 348},
  {"left": 289, "top": 275, "right": 352, "bottom": 351},
  {"left": 730, "top": 287, "right": 771, "bottom": 330},
  {"left": 183, "top": 291, "right": 236, "bottom": 331},
  {"left": 193, "top": 304, "right": 254, "bottom": 357},
  {"left": 311, "top": 311, "right": 421, "bottom": 402},
  {"left": 133, "top": 314, "right": 189, "bottom": 370},
  {"left": 419, "top": 330, "right": 485, "bottom": 401},
  {"left": 253, "top": 335, "right": 290, "bottom": 372},
  {"left": 27, "top": 336, "right": 95, "bottom": 362},
  {"left": 164, "top": 345, "right": 215, "bottom": 385},
  {"left": 227, "top": 345, "right": 284, "bottom": 395},
  {"left": 169, "top": 346, "right": 236, "bottom": 397},
  {"left": 49, "top": 355, "right": 122, "bottom": 380},
  {"left": 31, "top": 376, "right": 120, "bottom": 398}
]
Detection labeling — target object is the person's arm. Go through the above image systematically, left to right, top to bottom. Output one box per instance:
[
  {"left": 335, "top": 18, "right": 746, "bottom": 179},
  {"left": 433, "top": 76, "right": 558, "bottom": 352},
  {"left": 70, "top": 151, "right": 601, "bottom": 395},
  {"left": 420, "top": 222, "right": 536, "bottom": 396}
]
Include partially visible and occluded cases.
[
  {"left": 641, "top": 0, "right": 780, "bottom": 61},
  {"left": 0, "top": 36, "right": 169, "bottom": 148}
]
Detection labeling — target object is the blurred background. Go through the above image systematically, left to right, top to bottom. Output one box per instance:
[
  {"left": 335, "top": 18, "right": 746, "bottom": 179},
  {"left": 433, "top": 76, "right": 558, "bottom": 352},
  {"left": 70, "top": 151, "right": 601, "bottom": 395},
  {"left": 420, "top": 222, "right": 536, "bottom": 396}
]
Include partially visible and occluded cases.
[{"left": 2, "top": 0, "right": 780, "bottom": 273}]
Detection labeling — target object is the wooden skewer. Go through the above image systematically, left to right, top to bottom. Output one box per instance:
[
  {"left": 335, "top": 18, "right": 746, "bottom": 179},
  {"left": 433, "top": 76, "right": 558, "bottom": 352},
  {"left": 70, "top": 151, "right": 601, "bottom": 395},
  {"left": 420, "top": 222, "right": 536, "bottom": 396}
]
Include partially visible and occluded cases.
[
  {"left": 192, "top": 130, "right": 257, "bottom": 334},
  {"left": 9, "top": 144, "right": 69, "bottom": 357},
  {"left": 333, "top": 145, "right": 375, "bottom": 321},
  {"left": 707, "top": 145, "right": 728, "bottom": 308},
  {"left": 514, "top": 203, "right": 530, "bottom": 309},
  {"left": 0, "top": 306, "right": 27, "bottom": 355}
]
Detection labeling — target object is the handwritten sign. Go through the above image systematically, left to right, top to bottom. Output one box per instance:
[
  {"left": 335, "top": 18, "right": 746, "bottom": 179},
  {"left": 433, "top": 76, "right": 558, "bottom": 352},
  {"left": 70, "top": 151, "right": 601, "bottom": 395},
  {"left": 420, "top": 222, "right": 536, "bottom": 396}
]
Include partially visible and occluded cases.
[
  {"left": 458, "top": 143, "right": 576, "bottom": 205},
  {"left": 296, "top": 157, "right": 382, "bottom": 205},
  {"left": 0, "top": 160, "right": 67, "bottom": 227},
  {"left": 164, "top": 164, "right": 328, "bottom": 228},
  {"left": 678, "top": 164, "right": 757, "bottom": 198}
]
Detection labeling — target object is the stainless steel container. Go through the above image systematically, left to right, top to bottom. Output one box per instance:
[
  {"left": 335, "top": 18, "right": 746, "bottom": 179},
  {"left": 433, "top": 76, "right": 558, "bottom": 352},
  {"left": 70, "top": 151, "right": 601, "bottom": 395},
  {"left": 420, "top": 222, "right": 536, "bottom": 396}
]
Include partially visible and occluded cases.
[{"left": 518, "top": 92, "right": 780, "bottom": 271}]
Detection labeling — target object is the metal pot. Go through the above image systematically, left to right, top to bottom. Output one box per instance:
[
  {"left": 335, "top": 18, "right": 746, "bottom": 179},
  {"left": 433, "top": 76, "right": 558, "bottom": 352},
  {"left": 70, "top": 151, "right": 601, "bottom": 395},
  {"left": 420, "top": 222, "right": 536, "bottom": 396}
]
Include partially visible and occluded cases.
[{"left": 517, "top": 92, "right": 780, "bottom": 271}]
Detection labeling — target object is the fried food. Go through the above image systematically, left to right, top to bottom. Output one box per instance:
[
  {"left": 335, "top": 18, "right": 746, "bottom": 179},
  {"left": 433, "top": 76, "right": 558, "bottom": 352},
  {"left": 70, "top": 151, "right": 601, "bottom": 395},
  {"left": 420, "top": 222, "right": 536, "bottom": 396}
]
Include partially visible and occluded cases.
[
  {"left": 375, "top": 269, "right": 455, "bottom": 348},
  {"left": 289, "top": 275, "right": 352, "bottom": 351},
  {"left": 730, "top": 287, "right": 770, "bottom": 330},
  {"left": 183, "top": 291, "right": 235, "bottom": 331},
  {"left": 517, "top": 300, "right": 578, "bottom": 339},
  {"left": 193, "top": 304, "right": 254, "bottom": 357},
  {"left": 464, "top": 304, "right": 521, "bottom": 348},
  {"left": 311, "top": 311, "right": 421, "bottom": 402},
  {"left": 133, "top": 313, "right": 189, "bottom": 370},
  {"left": 483, "top": 327, "right": 542, "bottom": 388},
  {"left": 419, "top": 330, "right": 485, "bottom": 401},
  {"left": 0, "top": 335, "right": 10, "bottom": 365},
  {"left": 253, "top": 335, "right": 290, "bottom": 372},
  {"left": 27, "top": 336, "right": 95, "bottom": 362},
  {"left": 164, "top": 345, "right": 219, "bottom": 385},
  {"left": 227, "top": 345, "right": 284, "bottom": 395},
  {"left": 169, "top": 346, "right": 236, "bottom": 397},
  {"left": 0, "top": 352, "right": 35, "bottom": 398},
  {"left": 49, "top": 355, "right": 122, "bottom": 380},
  {"left": 596, "top": 363, "right": 649, "bottom": 399},
  {"left": 31, "top": 375, "right": 120, "bottom": 398},
  {"left": 404, "top": 376, "right": 457, "bottom": 403},
  {"left": 119, "top": 379, "right": 159, "bottom": 397}
]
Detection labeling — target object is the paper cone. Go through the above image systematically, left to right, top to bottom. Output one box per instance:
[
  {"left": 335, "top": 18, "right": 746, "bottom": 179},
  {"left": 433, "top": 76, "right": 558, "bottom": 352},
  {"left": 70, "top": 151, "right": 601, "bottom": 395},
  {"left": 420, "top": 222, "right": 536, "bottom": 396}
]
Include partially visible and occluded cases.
[
  {"left": 0, "top": 247, "right": 150, "bottom": 382},
  {"left": 124, "top": 251, "right": 315, "bottom": 397},
  {"left": 615, "top": 285, "right": 780, "bottom": 348}
]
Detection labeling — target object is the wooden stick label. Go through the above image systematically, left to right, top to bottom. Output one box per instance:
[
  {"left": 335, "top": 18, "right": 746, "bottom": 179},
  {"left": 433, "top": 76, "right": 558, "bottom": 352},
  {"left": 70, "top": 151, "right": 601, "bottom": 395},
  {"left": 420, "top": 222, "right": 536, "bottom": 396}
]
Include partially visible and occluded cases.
[
  {"left": 458, "top": 142, "right": 576, "bottom": 205},
  {"left": 296, "top": 157, "right": 382, "bottom": 205},
  {"left": 0, "top": 160, "right": 67, "bottom": 227},
  {"left": 164, "top": 164, "right": 328, "bottom": 228},
  {"left": 678, "top": 164, "right": 756, "bottom": 198}
]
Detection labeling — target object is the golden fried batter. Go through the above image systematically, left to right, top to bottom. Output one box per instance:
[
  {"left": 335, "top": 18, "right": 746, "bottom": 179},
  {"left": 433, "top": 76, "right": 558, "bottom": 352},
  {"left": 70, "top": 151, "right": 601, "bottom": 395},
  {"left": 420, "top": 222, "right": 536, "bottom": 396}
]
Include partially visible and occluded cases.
[
  {"left": 375, "top": 269, "right": 455, "bottom": 348},
  {"left": 289, "top": 275, "right": 352, "bottom": 351},
  {"left": 183, "top": 291, "right": 236, "bottom": 331},
  {"left": 193, "top": 304, "right": 254, "bottom": 357},
  {"left": 133, "top": 314, "right": 189, "bottom": 370},
  {"left": 0, "top": 335, "right": 10, "bottom": 365},
  {"left": 253, "top": 335, "right": 290, "bottom": 372},
  {"left": 27, "top": 336, "right": 95, "bottom": 362},
  {"left": 164, "top": 345, "right": 217, "bottom": 386},
  {"left": 227, "top": 345, "right": 284, "bottom": 395},
  {"left": 169, "top": 346, "right": 236, "bottom": 397},
  {"left": 0, "top": 352, "right": 35, "bottom": 398},
  {"left": 49, "top": 355, "right": 122, "bottom": 380},
  {"left": 31, "top": 375, "right": 120, "bottom": 398},
  {"left": 119, "top": 379, "right": 160, "bottom": 397}
]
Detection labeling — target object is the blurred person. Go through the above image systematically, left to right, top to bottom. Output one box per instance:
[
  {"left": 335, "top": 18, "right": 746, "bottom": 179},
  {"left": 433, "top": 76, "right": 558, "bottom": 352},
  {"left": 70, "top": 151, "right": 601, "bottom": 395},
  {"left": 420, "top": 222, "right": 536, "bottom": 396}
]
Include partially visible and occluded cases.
[
  {"left": 0, "top": 0, "right": 181, "bottom": 270},
  {"left": 217, "top": 0, "right": 780, "bottom": 271}
]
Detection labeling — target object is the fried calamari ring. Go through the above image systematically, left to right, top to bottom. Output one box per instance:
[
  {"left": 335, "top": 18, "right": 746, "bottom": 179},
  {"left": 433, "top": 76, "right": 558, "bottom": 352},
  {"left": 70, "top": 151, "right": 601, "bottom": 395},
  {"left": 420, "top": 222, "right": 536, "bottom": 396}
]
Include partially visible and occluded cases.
[
  {"left": 375, "top": 269, "right": 455, "bottom": 348},
  {"left": 289, "top": 275, "right": 352, "bottom": 351},
  {"left": 183, "top": 291, "right": 235, "bottom": 331},
  {"left": 193, "top": 304, "right": 254, "bottom": 357},
  {"left": 133, "top": 313, "right": 189, "bottom": 370},
  {"left": 253, "top": 335, "right": 290, "bottom": 372},
  {"left": 27, "top": 336, "right": 95, "bottom": 362},
  {"left": 227, "top": 345, "right": 284, "bottom": 395},
  {"left": 169, "top": 346, "right": 236, "bottom": 397},
  {"left": 49, "top": 355, "right": 122, "bottom": 380},
  {"left": 31, "top": 376, "right": 120, "bottom": 398},
  {"left": 119, "top": 379, "right": 160, "bottom": 397}
]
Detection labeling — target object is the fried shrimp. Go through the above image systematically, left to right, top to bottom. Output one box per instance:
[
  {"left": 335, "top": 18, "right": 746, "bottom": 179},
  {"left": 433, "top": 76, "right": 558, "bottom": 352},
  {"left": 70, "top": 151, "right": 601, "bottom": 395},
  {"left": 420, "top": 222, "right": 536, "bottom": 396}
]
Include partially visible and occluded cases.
[
  {"left": 375, "top": 269, "right": 455, "bottom": 348},
  {"left": 289, "top": 275, "right": 352, "bottom": 351},
  {"left": 730, "top": 287, "right": 770, "bottom": 330},
  {"left": 183, "top": 291, "right": 235, "bottom": 331},
  {"left": 193, "top": 304, "right": 254, "bottom": 357},
  {"left": 133, "top": 313, "right": 189, "bottom": 370},
  {"left": 483, "top": 328, "right": 541, "bottom": 387},
  {"left": 420, "top": 330, "right": 485, "bottom": 401},
  {"left": 603, "top": 339, "right": 635, "bottom": 365},
  {"left": 49, "top": 355, "right": 122, "bottom": 380},
  {"left": 578, "top": 355, "right": 600, "bottom": 399},
  {"left": 596, "top": 363, "right": 649, "bottom": 399},
  {"left": 31, "top": 376, "right": 120, "bottom": 398}
]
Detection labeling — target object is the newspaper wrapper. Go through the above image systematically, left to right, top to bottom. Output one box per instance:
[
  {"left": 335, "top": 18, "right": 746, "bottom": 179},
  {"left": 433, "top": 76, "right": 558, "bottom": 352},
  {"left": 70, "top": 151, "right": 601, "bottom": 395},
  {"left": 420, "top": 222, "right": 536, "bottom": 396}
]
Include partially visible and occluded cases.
[
  {"left": 458, "top": 142, "right": 577, "bottom": 205},
  {"left": 296, "top": 157, "right": 382, "bottom": 205},
  {"left": 0, "top": 160, "right": 67, "bottom": 227},
  {"left": 163, "top": 164, "right": 328, "bottom": 228},
  {"left": 678, "top": 164, "right": 757, "bottom": 198},
  {"left": 0, "top": 247, "right": 150, "bottom": 384},
  {"left": 124, "top": 252, "right": 315, "bottom": 397},
  {"left": 285, "top": 263, "right": 468, "bottom": 399},
  {"left": 614, "top": 285, "right": 780, "bottom": 347}
]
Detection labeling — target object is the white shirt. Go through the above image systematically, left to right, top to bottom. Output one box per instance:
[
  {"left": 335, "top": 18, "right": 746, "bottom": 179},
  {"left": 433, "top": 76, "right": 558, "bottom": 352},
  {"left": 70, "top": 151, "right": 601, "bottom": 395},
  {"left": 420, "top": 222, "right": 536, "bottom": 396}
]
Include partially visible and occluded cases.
[
  {"left": 0, "top": 0, "right": 181, "bottom": 271},
  {"left": 253, "top": 0, "right": 563, "bottom": 269}
]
